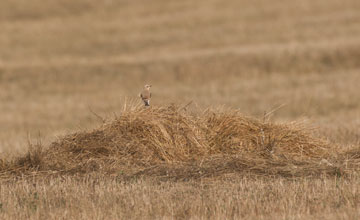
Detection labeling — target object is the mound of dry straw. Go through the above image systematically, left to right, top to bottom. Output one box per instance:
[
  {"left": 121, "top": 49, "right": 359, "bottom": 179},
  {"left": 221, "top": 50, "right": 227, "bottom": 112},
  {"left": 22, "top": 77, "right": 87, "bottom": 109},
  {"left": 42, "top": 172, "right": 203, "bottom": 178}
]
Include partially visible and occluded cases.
[{"left": 1, "top": 104, "right": 358, "bottom": 179}]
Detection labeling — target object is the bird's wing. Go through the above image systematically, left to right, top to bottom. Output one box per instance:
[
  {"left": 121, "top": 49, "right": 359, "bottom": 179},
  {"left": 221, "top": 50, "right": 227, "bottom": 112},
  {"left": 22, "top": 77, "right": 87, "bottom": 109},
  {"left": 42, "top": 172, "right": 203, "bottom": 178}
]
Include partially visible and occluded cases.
[{"left": 141, "top": 90, "right": 151, "bottom": 99}]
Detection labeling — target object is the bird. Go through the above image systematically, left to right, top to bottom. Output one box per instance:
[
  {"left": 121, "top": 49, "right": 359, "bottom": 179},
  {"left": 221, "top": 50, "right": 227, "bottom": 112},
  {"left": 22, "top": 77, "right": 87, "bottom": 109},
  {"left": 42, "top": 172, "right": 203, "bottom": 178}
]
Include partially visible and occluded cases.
[{"left": 140, "top": 84, "right": 152, "bottom": 106}]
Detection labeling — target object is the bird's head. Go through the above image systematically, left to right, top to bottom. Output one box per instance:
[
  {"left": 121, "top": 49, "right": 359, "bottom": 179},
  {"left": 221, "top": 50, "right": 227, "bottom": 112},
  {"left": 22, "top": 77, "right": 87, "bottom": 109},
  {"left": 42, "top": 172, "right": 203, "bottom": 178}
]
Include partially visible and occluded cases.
[{"left": 144, "top": 84, "right": 152, "bottom": 90}]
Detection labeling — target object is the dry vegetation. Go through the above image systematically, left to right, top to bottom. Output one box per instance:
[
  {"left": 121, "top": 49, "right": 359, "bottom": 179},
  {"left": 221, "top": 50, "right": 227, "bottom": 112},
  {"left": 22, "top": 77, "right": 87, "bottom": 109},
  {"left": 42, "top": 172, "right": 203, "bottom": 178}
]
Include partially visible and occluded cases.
[
  {"left": 1, "top": 0, "right": 360, "bottom": 219},
  {"left": 1, "top": 104, "right": 358, "bottom": 180}
]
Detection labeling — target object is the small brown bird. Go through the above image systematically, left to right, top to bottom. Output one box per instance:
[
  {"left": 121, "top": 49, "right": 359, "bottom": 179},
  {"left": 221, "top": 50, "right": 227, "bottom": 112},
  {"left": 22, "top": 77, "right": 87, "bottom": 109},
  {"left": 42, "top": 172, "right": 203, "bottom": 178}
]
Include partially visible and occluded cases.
[{"left": 140, "top": 84, "right": 152, "bottom": 106}]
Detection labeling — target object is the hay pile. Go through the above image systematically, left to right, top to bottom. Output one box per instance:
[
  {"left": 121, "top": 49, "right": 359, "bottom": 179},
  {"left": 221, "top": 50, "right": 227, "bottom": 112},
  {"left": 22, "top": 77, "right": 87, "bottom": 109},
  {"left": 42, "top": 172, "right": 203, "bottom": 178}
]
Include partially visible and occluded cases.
[{"left": 1, "top": 104, "right": 359, "bottom": 179}]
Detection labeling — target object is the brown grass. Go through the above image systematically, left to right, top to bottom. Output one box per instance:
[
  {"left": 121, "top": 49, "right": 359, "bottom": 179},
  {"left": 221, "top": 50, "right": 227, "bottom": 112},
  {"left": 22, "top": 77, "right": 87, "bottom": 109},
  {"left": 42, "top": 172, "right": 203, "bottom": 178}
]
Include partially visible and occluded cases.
[
  {"left": 1, "top": 0, "right": 360, "bottom": 218},
  {"left": 1, "top": 103, "right": 358, "bottom": 181},
  {"left": 1, "top": 175, "right": 360, "bottom": 220}
]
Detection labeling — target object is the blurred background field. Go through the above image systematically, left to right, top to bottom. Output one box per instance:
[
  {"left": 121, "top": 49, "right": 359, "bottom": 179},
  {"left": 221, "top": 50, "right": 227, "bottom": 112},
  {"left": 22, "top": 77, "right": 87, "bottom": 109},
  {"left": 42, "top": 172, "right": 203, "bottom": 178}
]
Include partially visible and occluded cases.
[
  {"left": 0, "top": 0, "right": 360, "bottom": 219},
  {"left": 1, "top": 0, "right": 360, "bottom": 154}
]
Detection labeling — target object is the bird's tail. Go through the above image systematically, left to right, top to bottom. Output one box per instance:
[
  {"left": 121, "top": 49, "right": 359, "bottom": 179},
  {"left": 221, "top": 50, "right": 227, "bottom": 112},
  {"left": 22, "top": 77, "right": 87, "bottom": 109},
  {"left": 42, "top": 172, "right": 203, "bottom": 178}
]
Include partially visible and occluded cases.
[{"left": 144, "top": 100, "right": 150, "bottom": 106}]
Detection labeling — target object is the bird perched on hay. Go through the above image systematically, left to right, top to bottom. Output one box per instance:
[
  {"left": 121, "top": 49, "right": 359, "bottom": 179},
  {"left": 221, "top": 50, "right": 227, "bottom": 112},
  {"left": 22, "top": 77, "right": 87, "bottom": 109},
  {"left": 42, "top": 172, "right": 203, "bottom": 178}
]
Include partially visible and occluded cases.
[{"left": 139, "top": 84, "right": 152, "bottom": 106}]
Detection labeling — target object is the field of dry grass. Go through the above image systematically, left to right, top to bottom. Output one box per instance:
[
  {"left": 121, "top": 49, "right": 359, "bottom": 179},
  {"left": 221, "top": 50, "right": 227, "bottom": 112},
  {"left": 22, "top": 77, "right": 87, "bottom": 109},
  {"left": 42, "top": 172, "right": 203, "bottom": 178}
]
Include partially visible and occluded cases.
[
  {"left": 1, "top": 0, "right": 360, "bottom": 219},
  {"left": 1, "top": 175, "right": 360, "bottom": 219}
]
